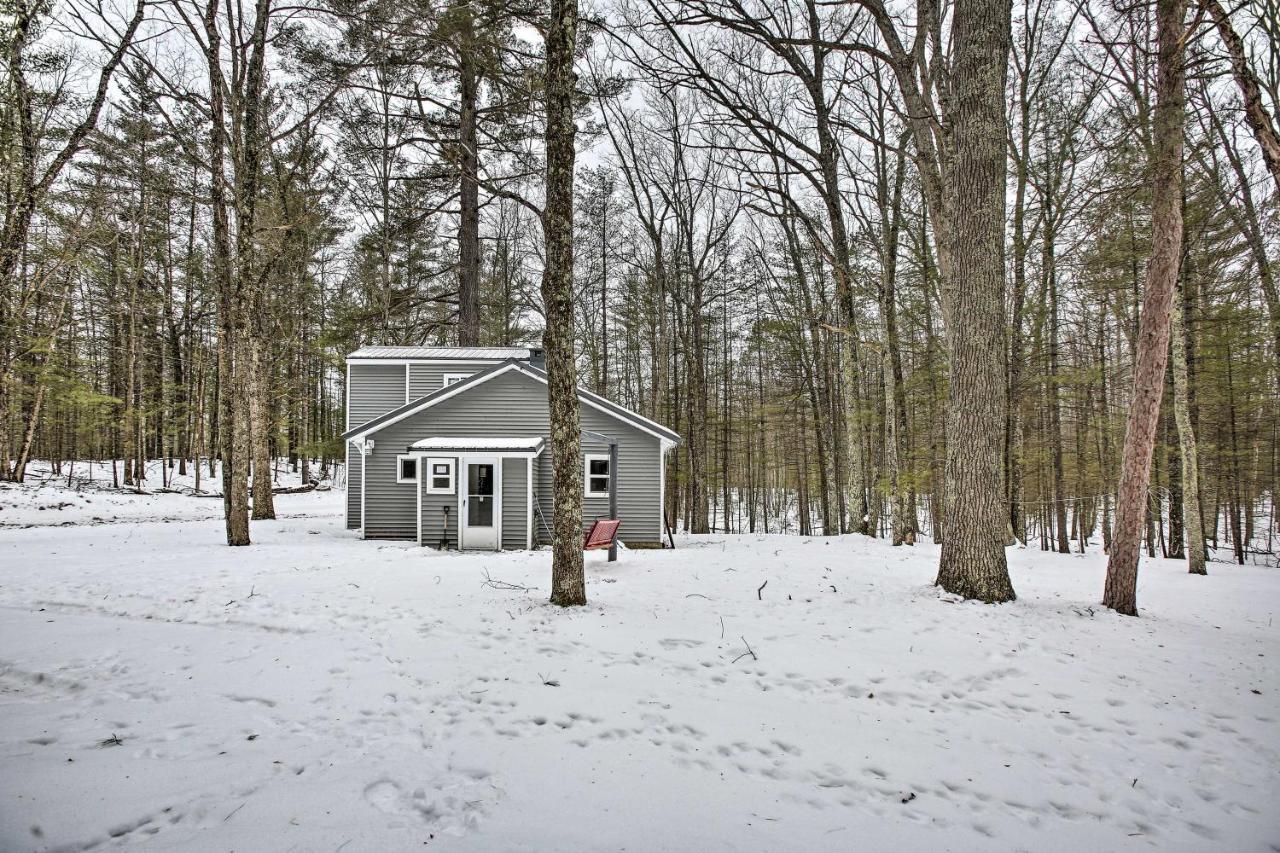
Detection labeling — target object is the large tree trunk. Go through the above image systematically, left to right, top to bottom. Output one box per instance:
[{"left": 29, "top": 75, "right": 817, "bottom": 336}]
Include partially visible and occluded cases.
[
  {"left": 204, "top": 0, "right": 250, "bottom": 545},
  {"left": 240, "top": 0, "right": 274, "bottom": 523},
  {"left": 542, "top": 0, "right": 585, "bottom": 607},
  {"left": 933, "top": 0, "right": 1016, "bottom": 603},
  {"left": 1103, "top": 0, "right": 1187, "bottom": 614},
  {"left": 457, "top": 41, "right": 482, "bottom": 346},
  {"left": 1171, "top": 281, "right": 1206, "bottom": 574},
  {"left": 250, "top": 339, "right": 276, "bottom": 519}
]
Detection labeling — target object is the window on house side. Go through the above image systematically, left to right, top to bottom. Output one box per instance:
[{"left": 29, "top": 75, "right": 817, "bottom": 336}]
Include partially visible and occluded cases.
[
  {"left": 442, "top": 373, "right": 473, "bottom": 387},
  {"left": 584, "top": 454, "right": 610, "bottom": 497},
  {"left": 396, "top": 455, "right": 418, "bottom": 484},
  {"left": 426, "top": 458, "right": 455, "bottom": 494}
]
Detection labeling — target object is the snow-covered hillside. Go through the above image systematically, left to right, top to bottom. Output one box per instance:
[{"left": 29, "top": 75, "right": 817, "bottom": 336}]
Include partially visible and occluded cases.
[{"left": 0, "top": 479, "right": 1276, "bottom": 851}]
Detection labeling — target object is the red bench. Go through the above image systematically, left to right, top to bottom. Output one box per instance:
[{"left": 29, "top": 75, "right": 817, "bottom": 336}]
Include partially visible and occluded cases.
[{"left": 584, "top": 519, "right": 621, "bottom": 551}]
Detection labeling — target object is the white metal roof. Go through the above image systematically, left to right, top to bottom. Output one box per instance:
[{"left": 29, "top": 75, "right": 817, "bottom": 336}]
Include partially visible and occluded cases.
[
  {"left": 348, "top": 346, "right": 536, "bottom": 360},
  {"left": 409, "top": 436, "right": 545, "bottom": 452}
]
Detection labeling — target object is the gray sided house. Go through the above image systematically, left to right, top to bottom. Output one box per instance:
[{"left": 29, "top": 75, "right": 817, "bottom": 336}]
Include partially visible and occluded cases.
[{"left": 342, "top": 346, "right": 680, "bottom": 550}]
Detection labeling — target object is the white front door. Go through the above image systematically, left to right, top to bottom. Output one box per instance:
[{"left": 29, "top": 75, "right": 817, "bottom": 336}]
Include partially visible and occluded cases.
[{"left": 460, "top": 459, "right": 499, "bottom": 550}]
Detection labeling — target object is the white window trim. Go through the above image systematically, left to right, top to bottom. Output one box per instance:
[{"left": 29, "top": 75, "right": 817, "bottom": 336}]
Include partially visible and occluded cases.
[
  {"left": 442, "top": 372, "right": 474, "bottom": 388},
  {"left": 584, "top": 453, "right": 611, "bottom": 498},
  {"left": 396, "top": 454, "right": 419, "bottom": 484},
  {"left": 425, "top": 457, "right": 456, "bottom": 495}
]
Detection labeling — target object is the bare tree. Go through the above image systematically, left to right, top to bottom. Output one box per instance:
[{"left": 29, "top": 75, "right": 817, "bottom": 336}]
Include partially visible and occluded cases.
[{"left": 1103, "top": 0, "right": 1187, "bottom": 615}]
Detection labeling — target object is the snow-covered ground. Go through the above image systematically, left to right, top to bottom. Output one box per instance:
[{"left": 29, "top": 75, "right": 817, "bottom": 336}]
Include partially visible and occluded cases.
[
  {"left": 0, "top": 460, "right": 339, "bottom": 529},
  {"left": 1, "top": 476, "right": 1277, "bottom": 852}
]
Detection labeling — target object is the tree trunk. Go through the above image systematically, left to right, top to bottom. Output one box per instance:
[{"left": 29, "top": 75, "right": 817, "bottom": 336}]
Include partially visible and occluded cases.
[
  {"left": 204, "top": 0, "right": 249, "bottom": 545},
  {"left": 543, "top": 0, "right": 585, "bottom": 607},
  {"left": 933, "top": 0, "right": 1016, "bottom": 603},
  {"left": 1103, "top": 0, "right": 1186, "bottom": 615},
  {"left": 1201, "top": 0, "right": 1280, "bottom": 196},
  {"left": 457, "top": 43, "right": 482, "bottom": 346},
  {"left": 1171, "top": 281, "right": 1206, "bottom": 574},
  {"left": 250, "top": 339, "right": 276, "bottom": 518}
]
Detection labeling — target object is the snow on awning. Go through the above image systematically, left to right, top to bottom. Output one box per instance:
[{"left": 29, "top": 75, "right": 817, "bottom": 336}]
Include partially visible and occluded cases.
[{"left": 408, "top": 436, "right": 545, "bottom": 454}]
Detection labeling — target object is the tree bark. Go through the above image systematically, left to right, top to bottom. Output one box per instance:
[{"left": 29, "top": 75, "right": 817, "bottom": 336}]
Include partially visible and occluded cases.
[
  {"left": 204, "top": 0, "right": 250, "bottom": 545},
  {"left": 543, "top": 0, "right": 585, "bottom": 606},
  {"left": 933, "top": 0, "right": 1016, "bottom": 603},
  {"left": 1103, "top": 0, "right": 1186, "bottom": 614},
  {"left": 457, "top": 39, "right": 482, "bottom": 346},
  {"left": 1171, "top": 281, "right": 1206, "bottom": 574}
]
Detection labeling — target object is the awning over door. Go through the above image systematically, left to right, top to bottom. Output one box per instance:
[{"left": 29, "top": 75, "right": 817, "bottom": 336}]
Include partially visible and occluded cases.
[{"left": 408, "top": 436, "right": 545, "bottom": 454}]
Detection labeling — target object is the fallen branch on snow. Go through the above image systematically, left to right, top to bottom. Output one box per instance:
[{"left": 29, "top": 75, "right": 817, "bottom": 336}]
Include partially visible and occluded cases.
[{"left": 481, "top": 569, "right": 534, "bottom": 592}]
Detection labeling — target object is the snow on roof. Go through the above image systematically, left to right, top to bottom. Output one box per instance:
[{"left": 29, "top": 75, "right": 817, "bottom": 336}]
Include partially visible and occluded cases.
[
  {"left": 348, "top": 346, "right": 537, "bottom": 360},
  {"left": 409, "top": 436, "right": 545, "bottom": 452}
]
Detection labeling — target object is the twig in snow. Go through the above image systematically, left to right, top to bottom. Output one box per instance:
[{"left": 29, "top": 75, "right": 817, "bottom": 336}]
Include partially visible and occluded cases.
[
  {"left": 481, "top": 569, "right": 534, "bottom": 592},
  {"left": 757, "top": 580, "right": 768, "bottom": 600},
  {"left": 224, "top": 586, "right": 259, "bottom": 608},
  {"left": 685, "top": 593, "right": 710, "bottom": 600},
  {"left": 719, "top": 615, "right": 725, "bottom": 639},
  {"left": 732, "top": 636, "right": 757, "bottom": 664},
  {"left": 538, "top": 673, "right": 560, "bottom": 687},
  {"left": 97, "top": 733, "right": 123, "bottom": 748},
  {"left": 223, "top": 801, "right": 247, "bottom": 822}
]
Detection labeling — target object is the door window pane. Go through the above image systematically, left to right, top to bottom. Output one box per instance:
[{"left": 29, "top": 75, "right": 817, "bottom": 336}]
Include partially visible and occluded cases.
[{"left": 468, "top": 463, "right": 494, "bottom": 526}]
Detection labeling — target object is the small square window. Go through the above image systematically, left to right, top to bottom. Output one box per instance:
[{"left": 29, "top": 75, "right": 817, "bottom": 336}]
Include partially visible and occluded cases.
[
  {"left": 442, "top": 373, "right": 473, "bottom": 387},
  {"left": 584, "top": 454, "right": 610, "bottom": 497},
  {"left": 396, "top": 455, "right": 418, "bottom": 484},
  {"left": 425, "top": 458, "right": 455, "bottom": 494}
]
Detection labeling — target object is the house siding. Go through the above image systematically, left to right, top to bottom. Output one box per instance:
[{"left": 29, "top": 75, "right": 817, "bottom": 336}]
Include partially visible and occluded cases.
[
  {"left": 348, "top": 359, "right": 511, "bottom": 529},
  {"left": 408, "top": 361, "right": 498, "bottom": 399},
  {"left": 348, "top": 363, "right": 406, "bottom": 429},
  {"left": 359, "top": 369, "right": 664, "bottom": 545},
  {"left": 347, "top": 444, "right": 362, "bottom": 529},
  {"left": 419, "top": 456, "right": 459, "bottom": 547},
  {"left": 501, "top": 458, "right": 528, "bottom": 550}
]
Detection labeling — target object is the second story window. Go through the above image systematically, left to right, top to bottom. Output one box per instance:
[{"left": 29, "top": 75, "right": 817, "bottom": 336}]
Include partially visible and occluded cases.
[{"left": 442, "top": 373, "right": 473, "bottom": 388}]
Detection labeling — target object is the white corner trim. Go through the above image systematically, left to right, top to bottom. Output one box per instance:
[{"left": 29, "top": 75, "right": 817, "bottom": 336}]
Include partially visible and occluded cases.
[
  {"left": 359, "top": 442, "right": 367, "bottom": 540},
  {"left": 659, "top": 446, "right": 666, "bottom": 542},
  {"left": 526, "top": 456, "right": 534, "bottom": 549}
]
